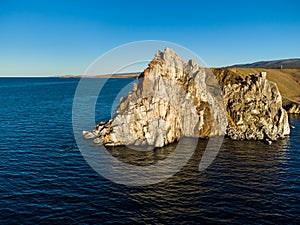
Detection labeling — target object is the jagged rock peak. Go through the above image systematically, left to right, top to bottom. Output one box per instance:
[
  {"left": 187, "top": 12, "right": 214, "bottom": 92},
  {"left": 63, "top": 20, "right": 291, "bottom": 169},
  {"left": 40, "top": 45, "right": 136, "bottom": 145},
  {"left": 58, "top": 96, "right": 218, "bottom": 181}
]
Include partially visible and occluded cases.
[
  {"left": 142, "top": 48, "right": 204, "bottom": 90},
  {"left": 149, "top": 48, "right": 200, "bottom": 77},
  {"left": 154, "top": 48, "right": 184, "bottom": 63}
]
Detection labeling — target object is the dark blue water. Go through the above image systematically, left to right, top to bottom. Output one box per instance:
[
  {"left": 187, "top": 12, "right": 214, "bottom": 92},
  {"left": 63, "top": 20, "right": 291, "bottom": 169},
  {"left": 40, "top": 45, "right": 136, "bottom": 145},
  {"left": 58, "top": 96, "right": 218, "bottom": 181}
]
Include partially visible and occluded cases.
[{"left": 0, "top": 78, "right": 299, "bottom": 224}]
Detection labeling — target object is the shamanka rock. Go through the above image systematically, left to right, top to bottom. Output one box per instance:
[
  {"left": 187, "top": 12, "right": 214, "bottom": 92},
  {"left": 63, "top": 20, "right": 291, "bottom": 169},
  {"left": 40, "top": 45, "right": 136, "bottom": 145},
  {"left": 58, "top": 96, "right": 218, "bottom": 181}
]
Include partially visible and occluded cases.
[{"left": 83, "top": 48, "right": 290, "bottom": 146}]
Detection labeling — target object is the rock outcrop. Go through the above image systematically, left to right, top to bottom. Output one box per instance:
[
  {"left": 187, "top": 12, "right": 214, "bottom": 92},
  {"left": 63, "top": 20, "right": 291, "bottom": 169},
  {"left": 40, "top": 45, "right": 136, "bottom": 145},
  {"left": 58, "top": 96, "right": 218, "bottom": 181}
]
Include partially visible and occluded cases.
[
  {"left": 84, "top": 48, "right": 290, "bottom": 146},
  {"left": 214, "top": 69, "right": 290, "bottom": 141}
]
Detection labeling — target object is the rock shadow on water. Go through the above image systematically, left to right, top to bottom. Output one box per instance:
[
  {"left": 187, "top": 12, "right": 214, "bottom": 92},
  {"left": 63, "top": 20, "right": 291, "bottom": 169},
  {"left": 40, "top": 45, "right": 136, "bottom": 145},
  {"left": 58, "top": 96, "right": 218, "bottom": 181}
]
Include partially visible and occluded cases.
[{"left": 104, "top": 137, "right": 203, "bottom": 167}]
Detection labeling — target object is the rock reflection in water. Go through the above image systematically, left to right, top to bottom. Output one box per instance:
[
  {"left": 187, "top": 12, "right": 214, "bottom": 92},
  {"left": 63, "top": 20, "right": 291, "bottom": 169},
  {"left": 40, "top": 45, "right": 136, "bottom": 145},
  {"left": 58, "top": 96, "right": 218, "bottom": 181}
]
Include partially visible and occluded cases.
[{"left": 122, "top": 137, "right": 293, "bottom": 224}]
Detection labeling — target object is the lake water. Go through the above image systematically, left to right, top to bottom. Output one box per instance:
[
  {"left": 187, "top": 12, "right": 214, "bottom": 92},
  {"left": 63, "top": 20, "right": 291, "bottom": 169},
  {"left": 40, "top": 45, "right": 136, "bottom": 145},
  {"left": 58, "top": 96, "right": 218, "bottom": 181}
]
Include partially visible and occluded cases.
[{"left": 0, "top": 78, "right": 299, "bottom": 224}]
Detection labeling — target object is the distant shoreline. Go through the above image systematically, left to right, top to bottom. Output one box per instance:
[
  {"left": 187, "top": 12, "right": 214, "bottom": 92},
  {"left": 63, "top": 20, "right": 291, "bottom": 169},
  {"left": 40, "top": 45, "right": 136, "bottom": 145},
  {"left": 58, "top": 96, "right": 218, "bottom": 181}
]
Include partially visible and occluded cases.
[{"left": 60, "top": 72, "right": 140, "bottom": 79}]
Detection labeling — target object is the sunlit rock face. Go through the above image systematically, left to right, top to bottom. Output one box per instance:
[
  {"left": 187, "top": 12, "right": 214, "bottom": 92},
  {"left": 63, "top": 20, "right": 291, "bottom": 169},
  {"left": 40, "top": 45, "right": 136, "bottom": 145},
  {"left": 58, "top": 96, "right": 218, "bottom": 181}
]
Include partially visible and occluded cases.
[
  {"left": 84, "top": 48, "right": 290, "bottom": 146},
  {"left": 86, "top": 48, "right": 227, "bottom": 147}
]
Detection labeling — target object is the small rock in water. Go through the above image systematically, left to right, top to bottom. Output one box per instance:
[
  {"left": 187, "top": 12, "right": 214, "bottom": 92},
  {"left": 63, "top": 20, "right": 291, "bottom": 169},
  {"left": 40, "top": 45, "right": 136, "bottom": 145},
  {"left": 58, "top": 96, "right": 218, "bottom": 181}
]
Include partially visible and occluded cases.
[
  {"left": 82, "top": 131, "right": 97, "bottom": 139},
  {"left": 93, "top": 138, "right": 102, "bottom": 144},
  {"left": 265, "top": 139, "right": 272, "bottom": 145}
]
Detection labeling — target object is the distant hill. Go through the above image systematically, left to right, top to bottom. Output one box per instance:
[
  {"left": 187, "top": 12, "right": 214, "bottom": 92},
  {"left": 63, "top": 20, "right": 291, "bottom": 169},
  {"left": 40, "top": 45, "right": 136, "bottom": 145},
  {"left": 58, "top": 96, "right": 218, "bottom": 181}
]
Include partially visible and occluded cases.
[{"left": 229, "top": 58, "right": 300, "bottom": 69}]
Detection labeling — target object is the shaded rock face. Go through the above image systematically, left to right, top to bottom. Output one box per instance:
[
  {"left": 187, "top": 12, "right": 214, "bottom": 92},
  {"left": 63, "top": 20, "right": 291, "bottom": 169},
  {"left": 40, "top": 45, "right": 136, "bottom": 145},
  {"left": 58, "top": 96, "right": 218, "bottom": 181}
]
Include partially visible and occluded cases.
[
  {"left": 84, "top": 48, "right": 290, "bottom": 146},
  {"left": 214, "top": 69, "right": 290, "bottom": 141}
]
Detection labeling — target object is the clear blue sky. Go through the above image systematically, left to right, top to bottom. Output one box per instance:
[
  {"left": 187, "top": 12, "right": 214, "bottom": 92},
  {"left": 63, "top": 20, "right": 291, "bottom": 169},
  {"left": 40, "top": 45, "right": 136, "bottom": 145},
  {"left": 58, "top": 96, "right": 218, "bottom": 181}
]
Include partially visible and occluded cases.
[{"left": 0, "top": 0, "right": 299, "bottom": 76}]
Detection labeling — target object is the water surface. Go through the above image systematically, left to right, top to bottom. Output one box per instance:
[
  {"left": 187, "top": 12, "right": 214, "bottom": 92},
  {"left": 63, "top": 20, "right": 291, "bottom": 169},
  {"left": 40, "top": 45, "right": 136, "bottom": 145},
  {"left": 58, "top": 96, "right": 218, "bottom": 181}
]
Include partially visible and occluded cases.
[{"left": 0, "top": 78, "right": 299, "bottom": 224}]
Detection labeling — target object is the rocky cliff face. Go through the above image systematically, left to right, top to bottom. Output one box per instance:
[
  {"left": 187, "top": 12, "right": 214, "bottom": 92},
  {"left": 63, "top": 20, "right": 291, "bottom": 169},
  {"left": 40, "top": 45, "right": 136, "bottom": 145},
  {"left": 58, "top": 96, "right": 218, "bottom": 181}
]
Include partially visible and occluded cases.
[
  {"left": 84, "top": 48, "right": 290, "bottom": 146},
  {"left": 213, "top": 68, "right": 290, "bottom": 141}
]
